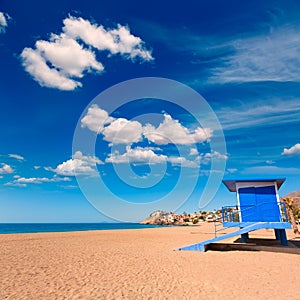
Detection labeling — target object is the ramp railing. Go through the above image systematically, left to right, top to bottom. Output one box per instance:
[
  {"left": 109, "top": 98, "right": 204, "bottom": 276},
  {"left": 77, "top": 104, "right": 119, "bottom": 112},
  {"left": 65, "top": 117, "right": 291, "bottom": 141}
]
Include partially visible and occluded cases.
[{"left": 214, "top": 201, "right": 289, "bottom": 238}]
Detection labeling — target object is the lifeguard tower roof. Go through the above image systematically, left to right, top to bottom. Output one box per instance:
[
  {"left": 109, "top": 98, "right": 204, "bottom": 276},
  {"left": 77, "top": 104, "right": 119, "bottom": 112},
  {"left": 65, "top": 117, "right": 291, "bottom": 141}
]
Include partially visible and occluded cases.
[{"left": 222, "top": 178, "right": 286, "bottom": 192}]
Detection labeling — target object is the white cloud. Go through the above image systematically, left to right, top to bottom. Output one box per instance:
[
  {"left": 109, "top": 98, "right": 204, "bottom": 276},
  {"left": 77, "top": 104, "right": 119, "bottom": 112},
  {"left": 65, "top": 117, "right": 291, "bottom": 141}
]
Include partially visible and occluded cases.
[
  {"left": 0, "top": 12, "right": 9, "bottom": 33},
  {"left": 0, "top": 12, "right": 7, "bottom": 27},
  {"left": 20, "top": 15, "right": 153, "bottom": 90},
  {"left": 62, "top": 16, "right": 153, "bottom": 61},
  {"left": 21, "top": 33, "right": 104, "bottom": 91},
  {"left": 36, "top": 34, "right": 104, "bottom": 77},
  {"left": 21, "top": 47, "right": 81, "bottom": 90},
  {"left": 81, "top": 104, "right": 115, "bottom": 133},
  {"left": 81, "top": 104, "right": 145, "bottom": 144},
  {"left": 78, "top": 105, "right": 217, "bottom": 169},
  {"left": 80, "top": 105, "right": 214, "bottom": 147},
  {"left": 143, "top": 114, "right": 212, "bottom": 145},
  {"left": 103, "top": 118, "right": 143, "bottom": 144},
  {"left": 193, "top": 127, "right": 213, "bottom": 143},
  {"left": 282, "top": 143, "right": 300, "bottom": 156},
  {"left": 106, "top": 146, "right": 167, "bottom": 164},
  {"left": 106, "top": 146, "right": 199, "bottom": 168},
  {"left": 189, "top": 148, "right": 198, "bottom": 156},
  {"left": 50, "top": 151, "right": 103, "bottom": 176},
  {"left": 201, "top": 151, "right": 228, "bottom": 165},
  {"left": 205, "top": 151, "right": 228, "bottom": 160},
  {"left": 9, "top": 154, "right": 25, "bottom": 161},
  {"left": 168, "top": 156, "right": 198, "bottom": 168},
  {"left": 0, "top": 163, "right": 13, "bottom": 174},
  {"left": 5, "top": 176, "right": 70, "bottom": 187},
  {"left": 15, "top": 176, "right": 69, "bottom": 184},
  {"left": 14, "top": 177, "right": 49, "bottom": 184}
]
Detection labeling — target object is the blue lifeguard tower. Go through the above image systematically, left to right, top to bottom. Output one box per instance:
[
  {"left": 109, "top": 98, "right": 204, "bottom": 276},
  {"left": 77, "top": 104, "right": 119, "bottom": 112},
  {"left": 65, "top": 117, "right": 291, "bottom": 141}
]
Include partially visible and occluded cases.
[{"left": 179, "top": 179, "right": 291, "bottom": 252}]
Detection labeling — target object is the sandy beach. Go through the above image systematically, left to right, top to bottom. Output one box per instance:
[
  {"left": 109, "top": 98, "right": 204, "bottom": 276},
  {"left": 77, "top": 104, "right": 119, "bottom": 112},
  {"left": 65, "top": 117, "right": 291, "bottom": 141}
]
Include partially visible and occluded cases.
[{"left": 1, "top": 223, "right": 300, "bottom": 300}]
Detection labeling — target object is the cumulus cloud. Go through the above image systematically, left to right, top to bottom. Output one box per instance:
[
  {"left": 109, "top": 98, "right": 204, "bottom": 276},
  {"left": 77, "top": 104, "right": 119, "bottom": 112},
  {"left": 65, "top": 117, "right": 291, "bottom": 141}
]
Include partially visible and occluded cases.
[
  {"left": 0, "top": 12, "right": 9, "bottom": 33},
  {"left": 20, "top": 15, "right": 153, "bottom": 90},
  {"left": 63, "top": 16, "right": 153, "bottom": 61},
  {"left": 21, "top": 34, "right": 103, "bottom": 90},
  {"left": 36, "top": 34, "right": 104, "bottom": 77},
  {"left": 21, "top": 47, "right": 82, "bottom": 90},
  {"left": 81, "top": 104, "right": 115, "bottom": 133},
  {"left": 81, "top": 104, "right": 144, "bottom": 144},
  {"left": 79, "top": 105, "right": 217, "bottom": 168},
  {"left": 81, "top": 106, "right": 213, "bottom": 146},
  {"left": 143, "top": 114, "right": 213, "bottom": 145},
  {"left": 103, "top": 118, "right": 144, "bottom": 144},
  {"left": 282, "top": 143, "right": 300, "bottom": 156},
  {"left": 106, "top": 146, "right": 167, "bottom": 164},
  {"left": 106, "top": 146, "right": 199, "bottom": 168},
  {"left": 189, "top": 148, "right": 198, "bottom": 156},
  {"left": 50, "top": 151, "right": 103, "bottom": 176},
  {"left": 9, "top": 154, "right": 25, "bottom": 161},
  {"left": 0, "top": 163, "right": 13, "bottom": 174}
]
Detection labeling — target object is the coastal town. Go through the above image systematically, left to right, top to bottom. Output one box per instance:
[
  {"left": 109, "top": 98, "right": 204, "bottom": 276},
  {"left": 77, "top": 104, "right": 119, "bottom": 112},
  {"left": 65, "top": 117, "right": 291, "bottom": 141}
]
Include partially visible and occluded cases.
[{"left": 140, "top": 209, "right": 225, "bottom": 225}]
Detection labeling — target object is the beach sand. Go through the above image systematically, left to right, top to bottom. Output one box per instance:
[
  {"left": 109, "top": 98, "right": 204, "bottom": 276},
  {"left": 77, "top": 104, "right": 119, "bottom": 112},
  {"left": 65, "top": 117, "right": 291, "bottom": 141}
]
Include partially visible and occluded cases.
[{"left": 1, "top": 223, "right": 300, "bottom": 300}]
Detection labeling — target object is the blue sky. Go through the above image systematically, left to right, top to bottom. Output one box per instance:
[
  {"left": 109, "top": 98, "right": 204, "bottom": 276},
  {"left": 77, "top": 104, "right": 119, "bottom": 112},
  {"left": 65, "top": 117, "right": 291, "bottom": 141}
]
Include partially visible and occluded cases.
[{"left": 0, "top": 0, "right": 300, "bottom": 222}]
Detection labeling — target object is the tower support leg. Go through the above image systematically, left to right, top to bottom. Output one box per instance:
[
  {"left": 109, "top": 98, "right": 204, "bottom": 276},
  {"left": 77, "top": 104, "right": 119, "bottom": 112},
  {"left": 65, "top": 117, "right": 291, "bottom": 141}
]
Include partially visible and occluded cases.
[
  {"left": 274, "top": 229, "right": 281, "bottom": 240},
  {"left": 279, "top": 229, "right": 288, "bottom": 246},
  {"left": 241, "top": 232, "right": 249, "bottom": 243}
]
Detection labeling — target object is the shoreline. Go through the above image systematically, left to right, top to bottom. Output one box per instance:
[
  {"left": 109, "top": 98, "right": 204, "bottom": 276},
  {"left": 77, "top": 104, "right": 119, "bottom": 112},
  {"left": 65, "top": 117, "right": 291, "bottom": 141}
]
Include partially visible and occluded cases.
[
  {"left": 0, "top": 222, "right": 200, "bottom": 235},
  {"left": 0, "top": 222, "right": 159, "bottom": 235},
  {"left": 1, "top": 223, "right": 300, "bottom": 299}
]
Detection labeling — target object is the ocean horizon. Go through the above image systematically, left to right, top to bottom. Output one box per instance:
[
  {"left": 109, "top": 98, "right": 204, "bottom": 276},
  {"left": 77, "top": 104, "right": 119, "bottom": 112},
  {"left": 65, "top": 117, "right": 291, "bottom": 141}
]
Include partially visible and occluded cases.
[{"left": 0, "top": 223, "right": 158, "bottom": 234}]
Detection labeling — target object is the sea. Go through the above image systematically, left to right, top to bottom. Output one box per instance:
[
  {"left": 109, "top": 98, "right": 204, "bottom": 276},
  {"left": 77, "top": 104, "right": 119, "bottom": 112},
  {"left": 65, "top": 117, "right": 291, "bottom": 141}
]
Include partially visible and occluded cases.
[{"left": 0, "top": 223, "right": 158, "bottom": 234}]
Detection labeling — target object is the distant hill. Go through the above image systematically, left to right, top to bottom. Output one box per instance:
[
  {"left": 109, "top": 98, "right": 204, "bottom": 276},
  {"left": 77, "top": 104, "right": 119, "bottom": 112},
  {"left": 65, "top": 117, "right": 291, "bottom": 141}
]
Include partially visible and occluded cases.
[
  {"left": 282, "top": 190, "right": 300, "bottom": 207},
  {"left": 284, "top": 190, "right": 300, "bottom": 198}
]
